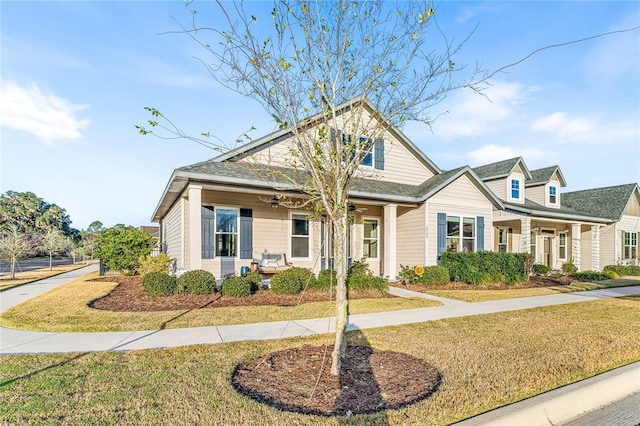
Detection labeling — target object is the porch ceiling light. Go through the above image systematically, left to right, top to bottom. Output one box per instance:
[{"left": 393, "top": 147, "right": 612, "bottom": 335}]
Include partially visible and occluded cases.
[
  {"left": 270, "top": 196, "right": 280, "bottom": 208},
  {"left": 348, "top": 204, "right": 357, "bottom": 212}
]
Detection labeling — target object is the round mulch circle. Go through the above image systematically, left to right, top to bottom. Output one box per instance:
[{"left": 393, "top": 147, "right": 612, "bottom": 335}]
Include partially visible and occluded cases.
[{"left": 231, "top": 345, "right": 441, "bottom": 416}]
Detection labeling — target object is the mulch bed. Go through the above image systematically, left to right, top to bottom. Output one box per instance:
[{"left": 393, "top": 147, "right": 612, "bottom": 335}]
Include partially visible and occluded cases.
[
  {"left": 390, "top": 274, "right": 573, "bottom": 293},
  {"left": 88, "top": 276, "right": 394, "bottom": 312},
  {"left": 232, "top": 344, "right": 440, "bottom": 416}
]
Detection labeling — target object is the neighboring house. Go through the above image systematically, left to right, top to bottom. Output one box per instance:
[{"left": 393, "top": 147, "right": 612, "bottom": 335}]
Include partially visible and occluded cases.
[{"left": 152, "top": 99, "right": 639, "bottom": 277}]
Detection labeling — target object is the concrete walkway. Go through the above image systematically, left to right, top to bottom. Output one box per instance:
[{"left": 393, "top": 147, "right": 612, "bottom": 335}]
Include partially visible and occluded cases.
[{"left": 1, "top": 265, "right": 639, "bottom": 425}]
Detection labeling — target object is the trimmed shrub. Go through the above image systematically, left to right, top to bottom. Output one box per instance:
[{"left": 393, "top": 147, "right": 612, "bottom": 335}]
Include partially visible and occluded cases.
[
  {"left": 440, "top": 251, "right": 527, "bottom": 285},
  {"left": 137, "top": 253, "right": 174, "bottom": 277},
  {"left": 346, "top": 260, "right": 388, "bottom": 293},
  {"left": 561, "top": 260, "right": 577, "bottom": 275},
  {"left": 399, "top": 264, "right": 450, "bottom": 285},
  {"left": 532, "top": 264, "right": 551, "bottom": 275},
  {"left": 604, "top": 264, "right": 640, "bottom": 277},
  {"left": 421, "top": 266, "right": 451, "bottom": 285},
  {"left": 270, "top": 267, "right": 316, "bottom": 295},
  {"left": 178, "top": 269, "right": 216, "bottom": 294},
  {"left": 314, "top": 269, "right": 338, "bottom": 291},
  {"left": 574, "top": 270, "right": 617, "bottom": 281},
  {"left": 242, "top": 271, "right": 263, "bottom": 292},
  {"left": 142, "top": 272, "right": 177, "bottom": 297},
  {"left": 221, "top": 275, "right": 252, "bottom": 297}
]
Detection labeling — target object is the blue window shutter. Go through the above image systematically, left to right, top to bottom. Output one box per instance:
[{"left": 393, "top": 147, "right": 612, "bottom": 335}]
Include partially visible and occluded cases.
[
  {"left": 374, "top": 139, "right": 384, "bottom": 170},
  {"left": 201, "top": 206, "right": 215, "bottom": 259},
  {"left": 239, "top": 208, "right": 253, "bottom": 259},
  {"left": 437, "top": 213, "right": 447, "bottom": 264},
  {"left": 477, "top": 216, "right": 485, "bottom": 251}
]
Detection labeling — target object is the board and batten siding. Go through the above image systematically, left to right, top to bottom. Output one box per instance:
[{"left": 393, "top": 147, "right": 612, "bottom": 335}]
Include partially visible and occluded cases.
[
  {"left": 425, "top": 174, "right": 494, "bottom": 266},
  {"left": 163, "top": 198, "right": 184, "bottom": 270},
  {"left": 396, "top": 205, "right": 426, "bottom": 270},
  {"left": 599, "top": 223, "right": 617, "bottom": 267},
  {"left": 580, "top": 227, "right": 593, "bottom": 271}
]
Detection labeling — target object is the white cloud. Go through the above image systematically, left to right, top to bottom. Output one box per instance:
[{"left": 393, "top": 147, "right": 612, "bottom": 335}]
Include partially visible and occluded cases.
[
  {"left": 0, "top": 81, "right": 89, "bottom": 144},
  {"left": 430, "top": 81, "right": 532, "bottom": 140},
  {"left": 531, "top": 111, "right": 638, "bottom": 142},
  {"left": 466, "top": 143, "right": 544, "bottom": 166}
]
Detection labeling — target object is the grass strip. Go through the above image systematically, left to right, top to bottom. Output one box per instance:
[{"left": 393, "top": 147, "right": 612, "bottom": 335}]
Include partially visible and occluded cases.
[
  {"left": 0, "top": 262, "right": 96, "bottom": 291},
  {"left": 0, "top": 272, "right": 440, "bottom": 332},
  {"left": 424, "top": 277, "right": 640, "bottom": 302},
  {"left": 1, "top": 295, "right": 638, "bottom": 425}
]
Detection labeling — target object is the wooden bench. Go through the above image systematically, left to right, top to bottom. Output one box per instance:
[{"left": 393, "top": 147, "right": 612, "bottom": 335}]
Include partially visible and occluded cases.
[{"left": 252, "top": 252, "right": 293, "bottom": 274}]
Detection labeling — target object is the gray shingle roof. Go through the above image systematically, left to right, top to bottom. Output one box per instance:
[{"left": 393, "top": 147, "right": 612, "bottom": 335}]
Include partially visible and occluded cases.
[
  {"left": 472, "top": 157, "right": 531, "bottom": 180},
  {"left": 526, "top": 165, "right": 566, "bottom": 187},
  {"left": 562, "top": 183, "right": 639, "bottom": 221},
  {"left": 503, "top": 199, "right": 609, "bottom": 223}
]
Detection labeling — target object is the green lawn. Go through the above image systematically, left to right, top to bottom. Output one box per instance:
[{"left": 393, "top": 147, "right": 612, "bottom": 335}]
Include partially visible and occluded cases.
[
  {"left": 0, "top": 261, "right": 95, "bottom": 291},
  {"left": 2, "top": 295, "right": 639, "bottom": 425}
]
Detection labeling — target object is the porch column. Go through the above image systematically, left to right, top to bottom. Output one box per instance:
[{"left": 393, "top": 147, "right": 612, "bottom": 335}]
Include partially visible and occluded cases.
[
  {"left": 188, "top": 185, "right": 202, "bottom": 270},
  {"left": 383, "top": 204, "right": 397, "bottom": 280},
  {"left": 520, "top": 218, "right": 531, "bottom": 253},
  {"left": 571, "top": 223, "right": 582, "bottom": 271},
  {"left": 591, "top": 225, "right": 600, "bottom": 271}
]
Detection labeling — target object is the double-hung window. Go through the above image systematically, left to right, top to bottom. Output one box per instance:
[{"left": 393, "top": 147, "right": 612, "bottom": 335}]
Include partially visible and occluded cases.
[
  {"left": 511, "top": 179, "right": 520, "bottom": 200},
  {"left": 549, "top": 186, "right": 557, "bottom": 204},
  {"left": 215, "top": 208, "right": 238, "bottom": 257},
  {"left": 291, "top": 214, "right": 310, "bottom": 258},
  {"left": 446, "top": 215, "right": 476, "bottom": 252},
  {"left": 362, "top": 219, "right": 378, "bottom": 258},
  {"left": 498, "top": 228, "right": 508, "bottom": 252},
  {"left": 530, "top": 231, "right": 537, "bottom": 259},
  {"left": 558, "top": 232, "right": 567, "bottom": 260},
  {"left": 624, "top": 232, "right": 638, "bottom": 260}
]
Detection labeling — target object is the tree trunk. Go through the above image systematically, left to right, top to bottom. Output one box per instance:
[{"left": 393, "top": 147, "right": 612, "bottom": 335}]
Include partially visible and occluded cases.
[
  {"left": 330, "top": 212, "right": 349, "bottom": 375},
  {"left": 49, "top": 253, "right": 53, "bottom": 270},
  {"left": 10, "top": 254, "right": 16, "bottom": 279}
]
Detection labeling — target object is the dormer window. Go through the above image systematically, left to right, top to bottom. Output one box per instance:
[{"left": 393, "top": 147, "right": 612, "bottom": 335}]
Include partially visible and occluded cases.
[
  {"left": 511, "top": 179, "right": 520, "bottom": 199},
  {"left": 549, "top": 186, "right": 557, "bottom": 204}
]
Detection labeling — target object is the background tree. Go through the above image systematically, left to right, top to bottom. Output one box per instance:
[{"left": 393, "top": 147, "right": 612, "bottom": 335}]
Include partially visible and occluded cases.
[
  {"left": 148, "top": 0, "right": 486, "bottom": 375},
  {"left": 0, "top": 191, "right": 80, "bottom": 243},
  {"left": 81, "top": 220, "right": 105, "bottom": 260},
  {"left": 0, "top": 225, "right": 36, "bottom": 279},
  {"left": 93, "top": 225, "right": 156, "bottom": 275},
  {"left": 39, "top": 229, "right": 70, "bottom": 270}
]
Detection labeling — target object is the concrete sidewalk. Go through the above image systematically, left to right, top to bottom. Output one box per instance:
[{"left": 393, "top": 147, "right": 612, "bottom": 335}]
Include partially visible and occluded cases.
[{"left": 1, "top": 265, "right": 639, "bottom": 425}]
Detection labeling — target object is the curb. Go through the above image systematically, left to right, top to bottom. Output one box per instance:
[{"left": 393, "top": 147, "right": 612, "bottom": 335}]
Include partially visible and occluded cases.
[{"left": 453, "top": 361, "right": 640, "bottom": 425}]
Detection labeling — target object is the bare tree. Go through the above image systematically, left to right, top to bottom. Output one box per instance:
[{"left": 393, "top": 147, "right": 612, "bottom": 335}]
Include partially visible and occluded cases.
[
  {"left": 139, "top": 0, "right": 488, "bottom": 375},
  {"left": 0, "top": 225, "right": 35, "bottom": 279},
  {"left": 39, "top": 229, "right": 70, "bottom": 271}
]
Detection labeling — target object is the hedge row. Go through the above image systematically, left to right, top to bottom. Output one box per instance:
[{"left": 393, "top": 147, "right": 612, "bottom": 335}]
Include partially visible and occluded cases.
[
  {"left": 440, "top": 251, "right": 527, "bottom": 285},
  {"left": 603, "top": 264, "right": 640, "bottom": 277}
]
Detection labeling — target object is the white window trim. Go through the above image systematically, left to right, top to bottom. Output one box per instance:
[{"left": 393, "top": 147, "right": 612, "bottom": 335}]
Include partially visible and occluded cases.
[
  {"left": 508, "top": 174, "right": 524, "bottom": 202},
  {"left": 548, "top": 184, "right": 559, "bottom": 206},
  {"left": 214, "top": 205, "right": 240, "bottom": 259},
  {"left": 289, "top": 211, "right": 312, "bottom": 260},
  {"left": 446, "top": 214, "right": 477, "bottom": 253},
  {"left": 362, "top": 217, "right": 379, "bottom": 259},
  {"left": 497, "top": 227, "right": 509, "bottom": 252},
  {"left": 623, "top": 231, "right": 638, "bottom": 260},
  {"left": 558, "top": 232, "right": 568, "bottom": 261}
]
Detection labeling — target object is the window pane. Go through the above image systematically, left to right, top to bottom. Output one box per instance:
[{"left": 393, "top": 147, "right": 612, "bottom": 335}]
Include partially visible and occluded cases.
[
  {"left": 216, "top": 209, "right": 237, "bottom": 233},
  {"left": 292, "top": 214, "right": 309, "bottom": 236},
  {"left": 447, "top": 216, "right": 459, "bottom": 237},
  {"left": 463, "top": 217, "right": 475, "bottom": 238},
  {"left": 363, "top": 220, "right": 377, "bottom": 239},
  {"left": 215, "top": 234, "right": 237, "bottom": 257},
  {"left": 292, "top": 236, "right": 309, "bottom": 258},
  {"left": 446, "top": 237, "right": 458, "bottom": 251},
  {"left": 462, "top": 239, "right": 474, "bottom": 252},
  {"left": 363, "top": 240, "right": 377, "bottom": 258}
]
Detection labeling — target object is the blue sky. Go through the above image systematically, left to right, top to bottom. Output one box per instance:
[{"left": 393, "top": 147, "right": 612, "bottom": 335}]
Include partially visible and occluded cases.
[{"left": 1, "top": 1, "right": 639, "bottom": 231}]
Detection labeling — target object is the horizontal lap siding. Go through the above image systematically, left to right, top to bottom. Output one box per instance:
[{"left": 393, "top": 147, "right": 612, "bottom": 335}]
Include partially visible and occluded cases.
[
  {"left": 426, "top": 175, "right": 494, "bottom": 266},
  {"left": 485, "top": 179, "right": 506, "bottom": 200},
  {"left": 526, "top": 185, "right": 545, "bottom": 207},
  {"left": 164, "top": 198, "right": 183, "bottom": 270},
  {"left": 396, "top": 206, "right": 425, "bottom": 269},
  {"left": 599, "top": 224, "right": 616, "bottom": 267},
  {"left": 580, "top": 228, "right": 592, "bottom": 271}
]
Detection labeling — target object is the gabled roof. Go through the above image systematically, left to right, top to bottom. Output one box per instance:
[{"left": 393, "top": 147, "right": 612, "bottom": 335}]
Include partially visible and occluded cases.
[
  {"left": 213, "top": 96, "right": 442, "bottom": 175},
  {"left": 472, "top": 157, "right": 532, "bottom": 181},
  {"left": 151, "top": 161, "right": 503, "bottom": 221},
  {"left": 526, "top": 165, "right": 567, "bottom": 187},
  {"left": 562, "top": 183, "right": 640, "bottom": 221},
  {"left": 503, "top": 199, "right": 610, "bottom": 224}
]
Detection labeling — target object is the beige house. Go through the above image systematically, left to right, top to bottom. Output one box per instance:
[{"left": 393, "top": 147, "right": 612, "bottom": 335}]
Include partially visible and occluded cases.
[{"left": 152, "top": 100, "right": 640, "bottom": 277}]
